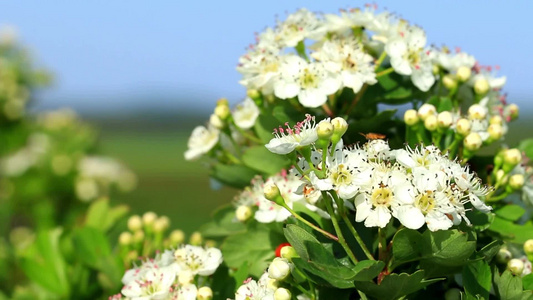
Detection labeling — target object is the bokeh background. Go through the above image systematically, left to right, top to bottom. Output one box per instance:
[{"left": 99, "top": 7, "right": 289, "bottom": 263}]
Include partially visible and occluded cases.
[{"left": 3, "top": 1, "right": 532, "bottom": 234}]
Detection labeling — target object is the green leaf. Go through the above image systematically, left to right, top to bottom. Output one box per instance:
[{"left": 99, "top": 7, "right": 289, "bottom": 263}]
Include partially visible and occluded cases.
[
  {"left": 437, "top": 97, "right": 453, "bottom": 112},
  {"left": 254, "top": 114, "right": 280, "bottom": 143},
  {"left": 518, "top": 138, "right": 533, "bottom": 161},
  {"left": 242, "top": 146, "right": 291, "bottom": 176},
  {"left": 211, "top": 163, "right": 258, "bottom": 189},
  {"left": 85, "top": 198, "right": 129, "bottom": 232},
  {"left": 494, "top": 204, "right": 526, "bottom": 222},
  {"left": 199, "top": 205, "right": 246, "bottom": 238},
  {"left": 467, "top": 211, "right": 494, "bottom": 231},
  {"left": 489, "top": 216, "right": 533, "bottom": 243},
  {"left": 283, "top": 224, "right": 321, "bottom": 262},
  {"left": 221, "top": 226, "right": 285, "bottom": 277},
  {"left": 72, "top": 227, "right": 111, "bottom": 268},
  {"left": 19, "top": 228, "right": 70, "bottom": 297},
  {"left": 391, "top": 229, "right": 424, "bottom": 269},
  {"left": 421, "top": 229, "right": 476, "bottom": 267},
  {"left": 477, "top": 240, "right": 503, "bottom": 262},
  {"left": 291, "top": 258, "right": 356, "bottom": 289},
  {"left": 352, "top": 260, "right": 385, "bottom": 281},
  {"left": 463, "top": 260, "right": 491, "bottom": 300},
  {"left": 232, "top": 261, "right": 250, "bottom": 288},
  {"left": 493, "top": 268, "right": 533, "bottom": 300},
  {"left": 354, "top": 270, "right": 443, "bottom": 300},
  {"left": 523, "top": 273, "right": 533, "bottom": 290}
]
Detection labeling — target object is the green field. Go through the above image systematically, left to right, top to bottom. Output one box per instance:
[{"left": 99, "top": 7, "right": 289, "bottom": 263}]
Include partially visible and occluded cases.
[{"left": 96, "top": 129, "right": 236, "bottom": 235}]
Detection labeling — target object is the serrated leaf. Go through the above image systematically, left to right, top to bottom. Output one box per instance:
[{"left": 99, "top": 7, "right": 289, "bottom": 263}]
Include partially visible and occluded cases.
[
  {"left": 242, "top": 146, "right": 290, "bottom": 175},
  {"left": 211, "top": 163, "right": 258, "bottom": 189},
  {"left": 85, "top": 198, "right": 129, "bottom": 232},
  {"left": 495, "top": 204, "right": 526, "bottom": 222},
  {"left": 489, "top": 216, "right": 533, "bottom": 243},
  {"left": 284, "top": 224, "right": 321, "bottom": 262},
  {"left": 221, "top": 227, "right": 285, "bottom": 277},
  {"left": 391, "top": 229, "right": 424, "bottom": 269},
  {"left": 421, "top": 229, "right": 476, "bottom": 267},
  {"left": 477, "top": 240, "right": 503, "bottom": 262},
  {"left": 291, "top": 258, "right": 355, "bottom": 288},
  {"left": 352, "top": 260, "right": 385, "bottom": 281},
  {"left": 463, "top": 260, "right": 491, "bottom": 299},
  {"left": 493, "top": 268, "right": 531, "bottom": 300},
  {"left": 354, "top": 270, "right": 443, "bottom": 300}
]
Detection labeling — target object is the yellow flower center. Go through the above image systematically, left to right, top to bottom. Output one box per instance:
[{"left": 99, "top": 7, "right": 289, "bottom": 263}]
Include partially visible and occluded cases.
[
  {"left": 371, "top": 184, "right": 393, "bottom": 207},
  {"left": 415, "top": 190, "right": 436, "bottom": 214}
]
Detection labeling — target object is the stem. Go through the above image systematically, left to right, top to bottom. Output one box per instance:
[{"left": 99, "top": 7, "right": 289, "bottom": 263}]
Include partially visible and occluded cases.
[
  {"left": 374, "top": 51, "right": 387, "bottom": 70},
  {"left": 376, "top": 67, "right": 395, "bottom": 78},
  {"left": 346, "top": 83, "right": 368, "bottom": 115},
  {"left": 322, "top": 103, "right": 334, "bottom": 117},
  {"left": 232, "top": 123, "right": 263, "bottom": 144},
  {"left": 222, "top": 149, "right": 241, "bottom": 164},
  {"left": 322, "top": 192, "right": 359, "bottom": 264},
  {"left": 282, "top": 204, "right": 338, "bottom": 241},
  {"left": 378, "top": 228, "right": 387, "bottom": 262}
]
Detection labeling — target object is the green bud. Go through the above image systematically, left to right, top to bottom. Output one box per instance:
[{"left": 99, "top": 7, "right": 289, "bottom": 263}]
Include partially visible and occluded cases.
[
  {"left": 456, "top": 66, "right": 472, "bottom": 82},
  {"left": 442, "top": 74, "right": 457, "bottom": 90},
  {"left": 474, "top": 78, "right": 489, "bottom": 95},
  {"left": 214, "top": 104, "right": 230, "bottom": 120},
  {"left": 507, "top": 104, "right": 519, "bottom": 120},
  {"left": 404, "top": 109, "right": 419, "bottom": 126},
  {"left": 437, "top": 111, "right": 453, "bottom": 129},
  {"left": 424, "top": 115, "right": 438, "bottom": 131},
  {"left": 456, "top": 118, "right": 471, "bottom": 136},
  {"left": 316, "top": 120, "right": 334, "bottom": 140},
  {"left": 487, "top": 124, "right": 503, "bottom": 141},
  {"left": 464, "top": 132, "right": 482, "bottom": 151},
  {"left": 503, "top": 149, "right": 522, "bottom": 172},
  {"left": 509, "top": 174, "right": 525, "bottom": 190},
  {"left": 264, "top": 182, "right": 285, "bottom": 206},
  {"left": 236, "top": 205, "right": 253, "bottom": 222},
  {"left": 142, "top": 211, "right": 157, "bottom": 227},
  {"left": 169, "top": 230, "right": 185, "bottom": 245},
  {"left": 190, "top": 231, "right": 203, "bottom": 246},
  {"left": 119, "top": 232, "right": 133, "bottom": 246},
  {"left": 524, "top": 239, "right": 533, "bottom": 255},
  {"left": 280, "top": 245, "right": 298, "bottom": 260},
  {"left": 496, "top": 248, "right": 512, "bottom": 264},
  {"left": 508, "top": 258, "right": 524, "bottom": 275},
  {"left": 197, "top": 286, "right": 213, "bottom": 300},
  {"left": 274, "top": 288, "right": 292, "bottom": 300}
]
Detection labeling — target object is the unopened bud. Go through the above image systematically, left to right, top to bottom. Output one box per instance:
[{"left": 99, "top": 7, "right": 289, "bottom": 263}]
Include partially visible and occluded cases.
[
  {"left": 432, "top": 64, "right": 440, "bottom": 75},
  {"left": 456, "top": 66, "right": 472, "bottom": 82},
  {"left": 442, "top": 74, "right": 457, "bottom": 90},
  {"left": 474, "top": 78, "right": 489, "bottom": 95},
  {"left": 247, "top": 89, "right": 260, "bottom": 100},
  {"left": 217, "top": 97, "right": 229, "bottom": 106},
  {"left": 214, "top": 104, "right": 230, "bottom": 120},
  {"left": 418, "top": 104, "right": 436, "bottom": 121},
  {"left": 468, "top": 104, "right": 487, "bottom": 120},
  {"left": 507, "top": 104, "right": 519, "bottom": 120},
  {"left": 404, "top": 109, "right": 419, "bottom": 126},
  {"left": 437, "top": 111, "right": 453, "bottom": 129},
  {"left": 209, "top": 114, "right": 224, "bottom": 129},
  {"left": 424, "top": 115, "right": 438, "bottom": 131},
  {"left": 490, "top": 115, "right": 503, "bottom": 125},
  {"left": 331, "top": 117, "right": 348, "bottom": 137},
  {"left": 456, "top": 118, "right": 471, "bottom": 136},
  {"left": 316, "top": 120, "right": 334, "bottom": 140},
  {"left": 488, "top": 124, "right": 503, "bottom": 141},
  {"left": 464, "top": 132, "right": 482, "bottom": 151},
  {"left": 504, "top": 149, "right": 522, "bottom": 166},
  {"left": 495, "top": 170, "right": 507, "bottom": 184},
  {"left": 509, "top": 174, "right": 525, "bottom": 190},
  {"left": 264, "top": 182, "right": 284, "bottom": 206},
  {"left": 236, "top": 205, "right": 253, "bottom": 222},
  {"left": 142, "top": 212, "right": 157, "bottom": 227},
  {"left": 127, "top": 215, "right": 143, "bottom": 232},
  {"left": 153, "top": 216, "right": 170, "bottom": 233},
  {"left": 133, "top": 230, "right": 145, "bottom": 243},
  {"left": 170, "top": 230, "right": 185, "bottom": 245},
  {"left": 190, "top": 231, "right": 203, "bottom": 246},
  {"left": 119, "top": 232, "right": 133, "bottom": 246},
  {"left": 205, "top": 239, "right": 217, "bottom": 248},
  {"left": 524, "top": 239, "right": 533, "bottom": 255},
  {"left": 280, "top": 246, "right": 298, "bottom": 260},
  {"left": 496, "top": 248, "right": 512, "bottom": 264},
  {"left": 268, "top": 258, "right": 291, "bottom": 280},
  {"left": 508, "top": 258, "right": 524, "bottom": 275},
  {"left": 178, "top": 271, "right": 195, "bottom": 285},
  {"left": 197, "top": 286, "right": 213, "bottom": 300},
  {"left": 274, "top": 288, "right": 292, "bottom": 300}
]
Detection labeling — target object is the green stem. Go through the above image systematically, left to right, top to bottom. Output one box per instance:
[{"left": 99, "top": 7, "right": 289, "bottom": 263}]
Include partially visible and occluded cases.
[
  {"left": 374, "top": 51, "right": 387, "bottom": 70},
  {"left": 376, "top": 67, "right": 395, "bottom": 78},
  {"left": 232, "top": 122, "right": 263, "bottom": 144},
  {"left": 222, "top": 149, "right": 241, "bottom": 164},
  {"left": 322, "top": 192, "right": 359, "bottom": 264},
  {"left": 282, "top": 204, "right": 338, "bottom": 241},
  {"left": 378, "top": 228, "right": 387, "bottom": 262}
]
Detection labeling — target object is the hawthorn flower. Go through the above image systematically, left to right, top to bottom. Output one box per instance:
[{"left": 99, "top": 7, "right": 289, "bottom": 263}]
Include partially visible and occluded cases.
[
  {"left": 323, "top": 7, "right": 376, "bottom": 35},
  {"left": 274, "top": 8, "right": 321, "bottom": 47},
  {"left": 385, "top": 26, "right": 435, "bottom": 91},
  {"left": 312, "top": 39, "right": 377, "bottom": 92},
  {"left": 237, "top": 49, "right": 283, "bottom": 94},
  {"left": 274, "top": 56, "right": 341, "bottom": 108},
  {"left": 233, "top": 97, "right": 260, "bottom": 129},
  {"left": 265, "top": 114, "right": 318, "bottom": 154},
  {"left": 184, "top": 125, "right": 219, "bottom": 161},
  {"left": 255, "top": 172, "right": 304, "bottom": 223},
  {"left": 174, "top": 245, "right": 223, "bottom": 276},
  {"left": 121, "top": 266, "right": 176, "bottom": 300},
  {"left": 234, "top": 273, "right": 275, "bottom": 300},
  {"left": 169, "top": 284, "right": 198, "bottom": 300}
]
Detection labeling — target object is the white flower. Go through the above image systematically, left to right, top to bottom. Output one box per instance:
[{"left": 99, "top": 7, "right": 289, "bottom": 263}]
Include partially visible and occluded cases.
[
  {"left": 323, "top": 7, "right": 376, "bottom": 35},
  {"left": 275, "top": 8, "right": 321, "bottom": 47},
  {"left": 385, "top": 26, "right": 435, "bottom": 91},
  {"left": 312, "top": 39, "right": 377, "bottom": 92},
  {"left": 434, "top": 48, "right": 476, "bottom": 72},
  {"left": 238, "top": 49, "right": 283, "bottom": 94},
  {"left": 274, "top": 56, "right": 341, "bottom": 108},
  {"left": 469, "top": 70, "right": 506, "bottom": 90},
  {"left": 233, "top": 97, "right": 260, "bottom": 129},
  {"left": 265, "top": 114, "right": 318, "bottom": 154},
  {"left": 184, "top": 125, "right": 219, "bottom": 161},
  {"left": 255, "top": 172, "right": 303, "bottom": 223},
  {"left": 174, "top": 245, "right": 223, "bottom": 276},
  {"left": 121, "top": 266, "right": 176, "bottom": 300},
  {"left": 235, "top": 273, "right": 275, "bottom": 300},
  {"left": 170, "top": 284, "right": 198, "bottom": 300}
]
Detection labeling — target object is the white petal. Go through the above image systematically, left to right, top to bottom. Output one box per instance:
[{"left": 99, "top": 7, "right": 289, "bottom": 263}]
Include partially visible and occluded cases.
[
  {"left": 385, "top": 39, "right": 407, "bottom": 57},
  {"left": 390, "top": 56, "right": 412, "bottom": 75},
  {"left": 411, "top": 69, "right": 435, "bottom": 92},
  {"left": 298, "top": 89, "right": 327, "bottom": 108},
  {"left": 395, "top": 206, "right": 425, "bottom": 229}
]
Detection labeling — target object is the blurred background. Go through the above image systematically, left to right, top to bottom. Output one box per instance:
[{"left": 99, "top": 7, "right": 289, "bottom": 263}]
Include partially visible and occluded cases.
[{"left": 3, "top": 1, "right": 532, "bottom": 233}]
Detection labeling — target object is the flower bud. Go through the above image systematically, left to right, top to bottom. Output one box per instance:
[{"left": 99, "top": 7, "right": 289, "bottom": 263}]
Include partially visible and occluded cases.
[
  {"left": 432, "top": 64, "right": 440, "bottom": 75},
  {"left": 456, "top": 66, "right": 472, "bottom": 82},
  {"left": 442, "top": 74, "right": 457, "bottom": 90},
  {"left": 474, "top": 78, "right": 489, "bottom": 95},
  {"left": 247, "top": 89, "right": 260, "bottom": 100},
  {"left": 507, "top": 103, "right": 519, "bottom": 120},
  {"left": 214, "top": 104, "right": 230, "bottom": 120},
  {"left": 417, "top": 104, "right": 436, "bottom": 121},
  {"left": 468, "top": 104, "right": 487, "bottom": 120},
  {"left": 404, "top": 109, "right": 419, "bottom": 126},
  {"left": 437, "top": 111, "right": 453, "bottom": 129},
  {"left": 209, "top": 114, "right": 224, "bottom": 129},
  {"left": 424, "top": 115, "right": 438, "bottom": 131},
  {"left": 490, "top": 115, "right": 503, "bottom": 125},
  {"left": 331, "top": 117, "right": 348, "bottom": 138},
  {"left": 456, "top": 118, "right": 471, "bottom": 136},
  {"left": 316, "top": 120, "right": 334, "bottom": 140},
  {"left": 487, "top": 124, "right": 503, "bottom": 141},
  {"left": 464, "top": 132, "right": 482, "bottom": 151},
  {"left": 504, "top": 149, "right": 522, "bottom": 166},
  {"left": 51, "top": 155, "right": 73, "bottom": 176},
  {"left": 495, "top": 170, "right": 507, "bottom": 185},
  {"left": 509, "top": 174, "right": 525, "bottom": 190},
  {"left": 264, "top": 182, "right": 284, "bottom": 206},
  {"left": 236, "top": 205, "right": 252, "bottom": 222},
  {"left": 142, "top": 212, "right": 157, "bottom": 227},
  {"left": 127, "top": 215, "right": 143, "bottom": 232},
  {"left": 153, "top": 217, "right": 170, "bottom": 233},
  {"left": 133, "top": 230, "right": 145, "bottom": 243},
  {"left": 170, "top": 230, "right": 185, "bottom": 245},
  {"left": 190, "top": 231, "right": 203, "bottom": 246},
  {"left": 119, "top": 232, "right": 133, "bottom": 246},
  {"left": 205, "top": 239, "right": 217, "bottom": 248},
  {"left": 524, "top": 239, "right": 533, "bottom": 255},
  {"left": 280, "top": 246, "right": 298, "bottom": 260},
  {"left": 496, "top": 248, "right": 512, "bottom": 264},
  {"left": 268, "top": 258, "right": 291, "bottom": 280},
  {"left": 508, "top": 258, "right": 524, "bottom": 275},
  {"left": 178, "top": 270, "right": 195, "bottom": 285},
  {"left": 266, "top": 278, "right": 279, "bottom": 290},
  {"left": 197, "top": 286, "right": 213, "bottom": 300},
  {"left": 274, "top": 288, "right": 291, "bottom": 300},
  {"left": 444, "top": 288, "right": 461, "bottom": 300}
]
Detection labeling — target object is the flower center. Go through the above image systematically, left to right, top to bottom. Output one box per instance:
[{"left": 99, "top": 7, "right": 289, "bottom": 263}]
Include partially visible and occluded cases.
[
  {"left": 406, "top": 49, "right": 421, "bottom": 67},
  {"left": 343, "top": 55, "right": 358, "bottom": 71},
  {"left": 263, "top": 61, "right": 279, "bottom": 73},
  {"left": 299, "top": 68, "right": 318, "bottom": 89},
  {"left": 331, "top": 164, "right": 352, "bottom": 186},
  {"left": 371, "top": 184, "right": 393, "bottom": 207},
  {"left": 415, "top": 190, "right": 436, "bottom": 214}
]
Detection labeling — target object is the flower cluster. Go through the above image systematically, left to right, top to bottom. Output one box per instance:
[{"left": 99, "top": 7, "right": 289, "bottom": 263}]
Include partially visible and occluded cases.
[{"left": 112, "top": 244, "right": 223, "bottom": 300}]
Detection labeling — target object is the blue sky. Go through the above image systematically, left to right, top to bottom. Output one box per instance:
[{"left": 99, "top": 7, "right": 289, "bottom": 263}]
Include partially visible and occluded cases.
[{"left": 2, "top": 1, "right": 532, "bottom": 112}]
